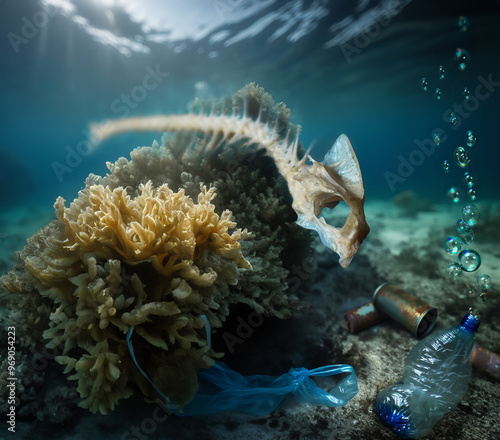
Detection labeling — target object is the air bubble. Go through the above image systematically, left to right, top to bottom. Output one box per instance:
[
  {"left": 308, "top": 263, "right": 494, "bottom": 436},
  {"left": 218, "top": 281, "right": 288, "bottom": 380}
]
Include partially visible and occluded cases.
[
  {"left": 457, "top": 16, "right": 469, "bottom": 32},
  {"left": 454, "top": 48, "right": 471, "bottom": 70},
  {"left": 438, "top": 66, "right": 446, "bottom": 80},
  {"left": 420, "top": 77, "right": 428, "bottom": 91},
  {"left": 463, "top": 87, "right": 470, "bottom": 100},
  {"left": 435, "top": 88, "right": 442, "bottom": 100},
  {"left": 448, "top": 112, "right": 458, "bottom": 125},
  {"left": 465, "top": 130, "right": 476, "bottom": 147},
  {"left": 433, "top": 133, "right": 441, "bottom": 146},
  {"left": 454, "top": 146, "right": 470, "bottom": 168},
  {"left": 443, "top": 160, "right": 450, "bottom": 173},
  {"left": 464, "top": 172, "right": 474, "bottom": 188},
  {"left": 447, "top": 186, "right": 462, "bottom": 203},
  {"left": 468, "top": 188, "right": 477, "bottom": 200},
  {"left": 462, "top": 204, "right": 479, "bottom": 226},
  {"left": 456, "top": 218, "right": 470, "bottom": 234},
  {"left": 456, "top": 219, "right": 474, "bottom": 244},
  {"left": 460, "top": 230, "right": 474, "bottom": 245},
  {"left": 443, "top": 236, "right": 463, "bottom": 254},
  {"left": 457, "top": 249, "right": 481, "bottom": 272},
  {"left": 446, "top": 262, "right": 462, "bottom": 278},
  {"left": 477, "top": 273, "right": 491, "bottom": 290},
  {"left": 465, "top": 283, "right": 476, "bottom": 298},
  {"left": 468, "top": 307, "right": 480, "bottom": 320}
]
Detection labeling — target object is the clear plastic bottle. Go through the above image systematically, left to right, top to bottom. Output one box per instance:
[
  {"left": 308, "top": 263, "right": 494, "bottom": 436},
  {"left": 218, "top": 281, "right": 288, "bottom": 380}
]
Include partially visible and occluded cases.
[{"left": 376, "top": 311, "right": 480, "bottom": 439}]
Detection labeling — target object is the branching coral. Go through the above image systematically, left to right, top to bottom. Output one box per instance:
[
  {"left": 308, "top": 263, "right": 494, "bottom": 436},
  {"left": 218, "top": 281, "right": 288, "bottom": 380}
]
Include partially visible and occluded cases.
[
  {"left": 55, "top": 181, "right": 251, "bottom": 278},
  {"left": 1, "top": 182, "right": 255, "bottom": 414}
]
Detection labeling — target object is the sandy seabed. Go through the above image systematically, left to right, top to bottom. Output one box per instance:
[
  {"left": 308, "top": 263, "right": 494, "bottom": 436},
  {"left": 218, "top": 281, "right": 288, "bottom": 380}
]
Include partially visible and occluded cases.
[{"left": 1, "top": 197, "right": 499, "bottom": 440}]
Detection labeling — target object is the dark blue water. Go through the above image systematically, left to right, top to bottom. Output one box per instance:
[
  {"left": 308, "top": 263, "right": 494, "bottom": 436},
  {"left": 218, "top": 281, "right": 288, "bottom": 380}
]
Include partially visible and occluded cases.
[
  {"left": 1, "top": 0, "right": 499, "bottom": 206},
  {"left": 1, "top": 2, "right": 500, "bottom": 438}
]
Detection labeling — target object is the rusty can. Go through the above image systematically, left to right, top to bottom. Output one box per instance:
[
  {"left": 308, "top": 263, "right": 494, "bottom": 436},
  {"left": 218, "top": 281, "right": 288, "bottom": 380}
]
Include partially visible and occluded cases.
[
  {"left": 373, "top": 283, "right": 438, "bottom": 338},
  {"left": 344, "top": 302, "right": 388, "bottom": 334},
  {"left": 472, "top": 344, "right": 500, "bottom": 380}
]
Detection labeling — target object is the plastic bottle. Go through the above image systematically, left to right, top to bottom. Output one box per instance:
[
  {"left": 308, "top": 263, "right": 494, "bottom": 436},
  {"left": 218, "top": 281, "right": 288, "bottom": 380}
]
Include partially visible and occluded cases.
[{"left": 376, "top": 311, "right": 480, "bottom": 439}]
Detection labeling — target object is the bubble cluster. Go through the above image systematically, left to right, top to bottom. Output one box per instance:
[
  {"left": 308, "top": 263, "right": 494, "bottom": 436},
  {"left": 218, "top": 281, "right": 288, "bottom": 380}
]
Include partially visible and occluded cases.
[
  {"left": 457, "top": 16, "right": 469, "bottom": 32},
  {"left": 422, "top": 36, "right": 493, "bottom": 305},
  {"left": 454, "top": 48, "right": 471, "bottom": 70},
  {"left": 438, "top": 66, "right": 447, "bottom": 79},
  {"left": 465, "top": 130, "right": 476, "bottom": 147},
  {"left": 433, "top": 133, "right": 441, "bottom": 146},
  {"left": 454, "top": 146, "right": 470, "bottom": 168},
  {"left": 443, "top": 160, "right": 450, "bottom": 173},
  {"left": 464, "top": 172, "right": 474, "bottom": 188},
  {"left": 447, "top": 186, "right": 462, "bottom": 203},
  {"left": 468, "top": 188, "right": 477, "bottom": 201},
  {"left": 461, "top": 204, "right": 480, "bottom": 226},
  {"left": 443, "top": 236, "right": 463, "bottom": 254},
  {"left": 457, "top": 249, "right": 481, "bottom": 272},
  {"left": 446, "top": 262, "right": 462, "bottom": 278},
  {"left": 477, "top": 273, "right": 491, "bottom": 290},
  {"left": 469, "top": 307, "right": 480, "bottom": 320}
]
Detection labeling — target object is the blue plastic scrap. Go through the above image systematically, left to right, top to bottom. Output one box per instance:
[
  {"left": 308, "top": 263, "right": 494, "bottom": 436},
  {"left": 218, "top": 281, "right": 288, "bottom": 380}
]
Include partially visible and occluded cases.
[{"left": 126, "top": 315, "right": 358, "bottom": 417}]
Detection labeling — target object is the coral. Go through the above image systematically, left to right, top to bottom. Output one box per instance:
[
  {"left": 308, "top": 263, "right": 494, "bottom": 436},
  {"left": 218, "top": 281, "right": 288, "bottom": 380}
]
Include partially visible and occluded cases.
[
  {"left": 91, "top": 83, "right": 369, "bottom": 268},
  {"left": 0, "top": 85, "right": 321, "bottom": 417},
  {"left": 95, "top": 135, "right": 311, "bottom": 317},
  {"left": 0, "top": 141, "right": 310, "bottom": 414},
  {"left": 55, "top": 181, "right": 251, "bottom": 279},
  {"left": 1, "top": 183, "right": 253, "bottom": 414},
  {"left": 0, "top": 282, "right": 57, "bottom": 421}
]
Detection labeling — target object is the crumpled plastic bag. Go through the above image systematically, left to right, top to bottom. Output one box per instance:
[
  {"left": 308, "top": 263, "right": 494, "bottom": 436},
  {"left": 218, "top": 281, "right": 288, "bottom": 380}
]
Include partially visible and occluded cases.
[
  {"left": 126, "top": 316, "right": 358, "bottom": 417},
  {"left": 178, "top": 361, "right": 358, "bottom": 416}
]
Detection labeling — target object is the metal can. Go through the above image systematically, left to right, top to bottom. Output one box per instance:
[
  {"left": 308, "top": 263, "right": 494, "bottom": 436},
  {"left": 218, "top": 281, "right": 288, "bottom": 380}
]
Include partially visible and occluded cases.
[
  {"left": 372, "top": 283, "right": 438, "bottom": 338},
  {"left": 344, "top": 302, "right": 388, "bottom": 334}
]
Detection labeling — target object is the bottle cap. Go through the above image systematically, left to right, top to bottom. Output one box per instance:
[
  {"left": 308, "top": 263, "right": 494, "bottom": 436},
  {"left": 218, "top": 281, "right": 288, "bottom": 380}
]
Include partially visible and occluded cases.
[{"left": 460, "top": 312, "right": 480, "bottom": 333}]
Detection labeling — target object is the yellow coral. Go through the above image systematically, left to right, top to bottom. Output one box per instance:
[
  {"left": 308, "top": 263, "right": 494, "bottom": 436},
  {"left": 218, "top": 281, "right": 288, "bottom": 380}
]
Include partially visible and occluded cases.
[
  {"left": 11, "top": 181, "right": 254, "bottom": 414},
  {"left": 55, "top": 181, "right": 251, "bottom": 276}
]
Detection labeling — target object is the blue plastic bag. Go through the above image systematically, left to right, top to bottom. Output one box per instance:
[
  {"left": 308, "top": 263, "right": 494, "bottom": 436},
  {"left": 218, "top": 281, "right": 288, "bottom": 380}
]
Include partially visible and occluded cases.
[
  {"left": 126, "top": 316, "right": 358, "bottom": 416},
  {"left": 181, "top": 361, "right": 358, "bottom": 416}
]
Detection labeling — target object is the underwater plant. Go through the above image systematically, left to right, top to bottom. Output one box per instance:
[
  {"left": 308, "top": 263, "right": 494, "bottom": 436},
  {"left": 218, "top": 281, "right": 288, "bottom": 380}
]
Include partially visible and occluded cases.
[{"left": 0, "top": 84, "right": 369, "bottom": 415}]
